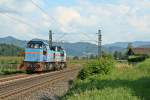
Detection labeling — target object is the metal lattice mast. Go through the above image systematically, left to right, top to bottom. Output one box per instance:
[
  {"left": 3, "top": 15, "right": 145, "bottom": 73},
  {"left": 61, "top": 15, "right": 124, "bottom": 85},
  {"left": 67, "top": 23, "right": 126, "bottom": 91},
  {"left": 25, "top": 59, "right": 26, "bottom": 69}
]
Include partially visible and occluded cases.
[
  {"left": 97, "top": 29, "right": 102, "bottom": 58},
  {"left": 49, "top": 30, "right": 52, "bottom": 48}
]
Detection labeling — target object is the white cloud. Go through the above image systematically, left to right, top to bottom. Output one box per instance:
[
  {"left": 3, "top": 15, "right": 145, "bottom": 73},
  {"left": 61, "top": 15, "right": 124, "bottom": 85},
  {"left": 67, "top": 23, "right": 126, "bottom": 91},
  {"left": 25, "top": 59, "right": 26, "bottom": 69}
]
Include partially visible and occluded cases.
[
  {"left": 0, "top": 0, "right": 150, "bottom": 44},
  {"left": 0, "top": 0, "right": 52, "bottom": 39},
  {"left": 52, "top": 0, "right": 150, "bottom": 43},
  {"left": 54, "top": 6, "right": 81, "bottom": 33},
  {"left": 128, "top": 15, "right": 150, "bottom": 32}
]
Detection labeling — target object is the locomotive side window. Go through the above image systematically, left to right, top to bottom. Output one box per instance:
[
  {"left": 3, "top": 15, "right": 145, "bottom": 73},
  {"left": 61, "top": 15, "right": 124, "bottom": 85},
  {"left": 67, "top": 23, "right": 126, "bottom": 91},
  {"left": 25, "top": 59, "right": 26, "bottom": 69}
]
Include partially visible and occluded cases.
[
  {"left": 27, "top": 43, "right": 43, "bottom": 49},
  {"left": 34, "top": 44, "right": 39, "bottom": 48},
  {"left": 57, "top": 46, "right": 62, "bottom": 51},
  {"left": 50, "top": 47, "right": 54, "bottom": 51}
]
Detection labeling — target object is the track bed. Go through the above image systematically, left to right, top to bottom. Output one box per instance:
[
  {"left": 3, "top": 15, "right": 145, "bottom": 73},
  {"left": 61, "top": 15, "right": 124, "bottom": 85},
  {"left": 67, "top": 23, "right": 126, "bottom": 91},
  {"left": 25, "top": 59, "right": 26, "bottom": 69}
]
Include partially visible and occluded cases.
[{"left": 0, "top": 67, "right": 81, "bottom": 100}]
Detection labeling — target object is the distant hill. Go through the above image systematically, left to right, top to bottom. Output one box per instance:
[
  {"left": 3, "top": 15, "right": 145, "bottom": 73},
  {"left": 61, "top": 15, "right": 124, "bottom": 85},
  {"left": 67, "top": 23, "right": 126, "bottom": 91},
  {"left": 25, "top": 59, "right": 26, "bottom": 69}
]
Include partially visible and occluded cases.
[
  {"left": 0, "top": 36, "right": 150, "bottom": 56},
  {"left": 0, "top": 36, "right": 27, "bottom": 47},
  {"left": 0, "top": 36, "right": 98, "bottom": 56},
  {"left": 105, "top": 41, "right": 150, "bottom": 48},
  {"left": 60, "top": 42, "right": 98, "bottom": 56},
  {"left": 139, "top": 45, "right": 150, "bottom": 48}
]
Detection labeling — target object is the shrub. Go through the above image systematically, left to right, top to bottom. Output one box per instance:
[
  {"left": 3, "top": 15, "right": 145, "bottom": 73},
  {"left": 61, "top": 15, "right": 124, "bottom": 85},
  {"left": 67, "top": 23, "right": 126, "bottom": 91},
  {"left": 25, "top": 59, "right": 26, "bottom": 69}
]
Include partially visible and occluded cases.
[
  {"left": 128, "top": 55, "right": 147, "bottom": 62},
  {"left": 78, "top": 58, "right": 115, "bottom": 80},
  {"left": 78, "top": 67, "right": 91, "bottom": 80}
]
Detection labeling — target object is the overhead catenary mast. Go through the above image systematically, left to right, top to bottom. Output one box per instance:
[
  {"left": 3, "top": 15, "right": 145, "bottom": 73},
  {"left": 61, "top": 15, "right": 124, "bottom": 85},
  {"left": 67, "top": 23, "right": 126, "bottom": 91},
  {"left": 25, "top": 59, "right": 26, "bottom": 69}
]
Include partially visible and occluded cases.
[
  {"left": 97, "top": 29, "right": 102, "bottom": 58},
  {"left": 49, "top": 30, "right": 52, "bottom": 48}
]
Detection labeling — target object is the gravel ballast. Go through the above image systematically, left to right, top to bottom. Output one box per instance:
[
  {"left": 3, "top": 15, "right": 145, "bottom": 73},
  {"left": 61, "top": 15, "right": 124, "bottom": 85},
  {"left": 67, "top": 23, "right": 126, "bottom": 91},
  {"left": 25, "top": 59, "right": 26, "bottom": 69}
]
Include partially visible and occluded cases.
[{"left": 10, "top": 68, "right": 80, "bottom": 100}]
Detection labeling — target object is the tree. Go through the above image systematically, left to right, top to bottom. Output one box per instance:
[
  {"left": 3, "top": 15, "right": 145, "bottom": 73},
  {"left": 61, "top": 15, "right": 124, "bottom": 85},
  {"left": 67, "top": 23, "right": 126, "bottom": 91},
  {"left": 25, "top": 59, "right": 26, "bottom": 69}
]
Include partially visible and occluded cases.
[
  {"left": 127, "top": 43, "right": 134, "bottom": 56},
  {"left": 0, "top": 44, "right": 24, "bottom": 56},
  {"left": 113, "top": 51, "right": 118, "bottom": 60},
  {"left": 113, "top": 51, "right": 123, "bottom": 60},
  {"left": 118, "top": 52, "right": 122, "bottom": 59},
  {"left": 89, "top": 54, "right": 95, "bottom": 59},
  {"left": 73, "top": 56, "right": 79, "bottom": 60}
]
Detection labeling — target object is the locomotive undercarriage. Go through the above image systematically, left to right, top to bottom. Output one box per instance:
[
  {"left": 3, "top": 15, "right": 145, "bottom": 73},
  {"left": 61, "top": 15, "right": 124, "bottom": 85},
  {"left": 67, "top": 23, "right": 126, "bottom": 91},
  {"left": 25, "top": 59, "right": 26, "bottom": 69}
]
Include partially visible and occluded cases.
[{"left": 19, "top": 61, "right": 67, "bottom": 72}]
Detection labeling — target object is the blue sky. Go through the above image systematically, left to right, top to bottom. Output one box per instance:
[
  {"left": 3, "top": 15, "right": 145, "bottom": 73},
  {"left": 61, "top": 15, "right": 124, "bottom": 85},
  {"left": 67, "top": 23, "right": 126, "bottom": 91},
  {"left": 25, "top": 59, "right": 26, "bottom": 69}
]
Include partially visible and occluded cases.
[{"left": 0, "top": 0, "right": 150, "bottom": 44}]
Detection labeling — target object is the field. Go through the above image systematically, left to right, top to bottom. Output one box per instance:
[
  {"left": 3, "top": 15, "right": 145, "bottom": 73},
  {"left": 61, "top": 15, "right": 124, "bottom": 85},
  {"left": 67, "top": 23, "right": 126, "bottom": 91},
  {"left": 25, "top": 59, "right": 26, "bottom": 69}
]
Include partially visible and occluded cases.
[
  {"left": 0, "top": 56, "right": 24, "bottom": 74},
  {"left": 63, "top": 58, "right": 150, "bottom": 100}
]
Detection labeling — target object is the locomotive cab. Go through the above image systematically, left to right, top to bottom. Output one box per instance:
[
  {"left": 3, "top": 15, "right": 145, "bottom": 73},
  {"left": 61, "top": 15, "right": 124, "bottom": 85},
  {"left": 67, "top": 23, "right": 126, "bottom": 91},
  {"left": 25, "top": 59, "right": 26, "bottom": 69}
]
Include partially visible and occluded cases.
[{"left": 24, "top": 40, "right": 48, "bottom": 62}]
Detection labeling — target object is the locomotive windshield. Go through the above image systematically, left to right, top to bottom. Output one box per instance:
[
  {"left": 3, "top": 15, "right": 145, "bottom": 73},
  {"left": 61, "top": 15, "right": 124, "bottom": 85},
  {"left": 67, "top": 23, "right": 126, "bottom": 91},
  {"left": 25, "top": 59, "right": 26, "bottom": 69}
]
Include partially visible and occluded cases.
[
  {"left": 27, "top": 41, "right": 45, "bottom": 49},
  {"left": 27, "top": 43, "right": 42, "bottom": 48}
]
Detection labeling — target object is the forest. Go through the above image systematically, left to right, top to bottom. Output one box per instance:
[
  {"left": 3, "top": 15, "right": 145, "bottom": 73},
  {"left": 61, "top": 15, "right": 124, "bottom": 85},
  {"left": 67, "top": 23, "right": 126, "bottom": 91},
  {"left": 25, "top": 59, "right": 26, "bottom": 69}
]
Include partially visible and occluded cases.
[{"left": 0, "top": 44, "right": 24, "bottom": 56}]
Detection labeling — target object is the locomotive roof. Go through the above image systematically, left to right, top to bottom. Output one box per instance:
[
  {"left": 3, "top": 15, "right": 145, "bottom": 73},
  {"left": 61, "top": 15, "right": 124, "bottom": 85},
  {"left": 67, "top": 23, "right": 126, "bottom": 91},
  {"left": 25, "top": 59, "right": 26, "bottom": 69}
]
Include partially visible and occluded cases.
[
  {"left": 28, "top": 40, "right": 48, "bottom": 45},
  {"left": 28, "top": 40, "right": 64, "bottom": 49}
]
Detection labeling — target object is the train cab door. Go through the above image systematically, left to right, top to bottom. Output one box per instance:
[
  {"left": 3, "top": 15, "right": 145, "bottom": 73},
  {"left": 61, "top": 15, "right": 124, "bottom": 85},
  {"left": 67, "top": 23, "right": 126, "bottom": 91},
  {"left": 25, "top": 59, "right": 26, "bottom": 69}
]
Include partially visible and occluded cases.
[
  {"left": 43, "top": 45, "right": 47, "bottom": 62},
  {"left": 54, "top": 46, "right": 58, "bottom": 62}
]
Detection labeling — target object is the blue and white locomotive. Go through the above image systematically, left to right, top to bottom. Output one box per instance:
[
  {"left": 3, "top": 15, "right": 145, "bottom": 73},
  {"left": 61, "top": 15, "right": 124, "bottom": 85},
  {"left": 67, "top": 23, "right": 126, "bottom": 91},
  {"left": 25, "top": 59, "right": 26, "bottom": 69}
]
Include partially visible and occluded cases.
[{"left": 20, "top": 32, "right": 67, "bottom": 72}]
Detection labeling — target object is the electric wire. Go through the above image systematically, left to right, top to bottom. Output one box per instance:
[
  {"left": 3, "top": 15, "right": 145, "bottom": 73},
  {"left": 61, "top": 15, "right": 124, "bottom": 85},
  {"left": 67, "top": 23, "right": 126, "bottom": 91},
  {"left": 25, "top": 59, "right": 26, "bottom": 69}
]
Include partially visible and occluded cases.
[
  {"left": 30, "top": 0, "right": 60, "bottom": 27},
  {"left": 31, "top": 0, "right": 96, "bottom": 43},
  {"left": 0, "top": 1, "right": 97, "bottom": 45},
  {"left": 0, "top": 13, "right": 47, "bottom": 38}
]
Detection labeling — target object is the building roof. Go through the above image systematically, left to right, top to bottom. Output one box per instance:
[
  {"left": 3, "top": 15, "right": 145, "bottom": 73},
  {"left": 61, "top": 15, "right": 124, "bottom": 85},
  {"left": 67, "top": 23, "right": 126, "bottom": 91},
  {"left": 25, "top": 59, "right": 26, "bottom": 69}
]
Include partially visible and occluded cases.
[{"left": 132, "top": 48, "right": 150, "bottom": 55}]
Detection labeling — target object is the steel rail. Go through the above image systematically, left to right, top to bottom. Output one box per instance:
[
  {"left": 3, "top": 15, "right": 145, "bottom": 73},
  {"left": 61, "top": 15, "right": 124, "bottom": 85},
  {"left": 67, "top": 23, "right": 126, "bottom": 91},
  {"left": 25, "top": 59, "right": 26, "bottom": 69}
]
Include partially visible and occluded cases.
[
  {"left": 0, "top": 67, "right": 80, "bottom": 99},
  {"left": 0, "top": 74, "right": 29, "bottom": 83}
]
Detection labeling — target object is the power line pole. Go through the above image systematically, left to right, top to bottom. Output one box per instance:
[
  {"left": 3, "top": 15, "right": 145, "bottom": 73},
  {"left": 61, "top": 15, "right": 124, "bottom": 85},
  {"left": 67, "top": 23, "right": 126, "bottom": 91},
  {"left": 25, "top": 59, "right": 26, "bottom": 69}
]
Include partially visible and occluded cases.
[
  {"left": 97, "top": 29, "right": 102, "bottom": 58},
  {"left": 49, "top": 30, "right": 52, "bottom": 48},
  {"left": 85, "top": 46, "right": 89, "bottom": 63}
]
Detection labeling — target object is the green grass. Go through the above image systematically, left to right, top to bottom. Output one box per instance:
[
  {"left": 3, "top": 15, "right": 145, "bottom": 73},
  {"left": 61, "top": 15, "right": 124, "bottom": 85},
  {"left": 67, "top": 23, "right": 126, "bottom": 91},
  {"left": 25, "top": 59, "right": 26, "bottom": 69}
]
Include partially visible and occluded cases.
[
  {"left": 0, "top": 56, "right": 24, "bottom": 75},
  {"left": 0, "top": 56, "right": 23, "bottom": 64},
  {"left": 137, "top": 58, "right": 150, "bottom": 71},
  {"left": 63, "top": 59, "right": 150, "bottom": 100},
  {"left": 67, "top": 59, "right": 87, "bottom": 65},
  {"left": 0, "top": 70, "right": 25, "bottom": 75}
]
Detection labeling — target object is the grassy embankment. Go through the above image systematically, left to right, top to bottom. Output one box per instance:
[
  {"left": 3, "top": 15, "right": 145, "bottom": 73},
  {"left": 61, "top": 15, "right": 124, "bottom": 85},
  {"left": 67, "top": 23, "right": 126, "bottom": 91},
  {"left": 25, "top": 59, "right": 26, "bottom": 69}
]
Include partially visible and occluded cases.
[
  {"left": 0, "top": 56, "right": 24, "bottom": 74},
  {"left": 63, "top": 58, "right": 150, "bottom": 100},
  {"left": 67, "top": 59, "right": 87, "bottom": 68}
]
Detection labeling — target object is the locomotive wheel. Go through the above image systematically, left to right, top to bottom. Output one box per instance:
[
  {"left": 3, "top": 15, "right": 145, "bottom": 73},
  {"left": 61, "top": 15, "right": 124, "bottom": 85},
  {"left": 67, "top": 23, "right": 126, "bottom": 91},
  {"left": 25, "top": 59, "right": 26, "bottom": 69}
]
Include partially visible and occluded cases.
[
  {"left": 54, "top": 62, "right": 60, "bottom": 71},
  {"left": 34, "top": 63, "right": 40, "bottom": 71},
  {"left": 44, "top": 63, "right": 49, "bottom": 71},
  {"left": 44, "top": 63, "right": 52, "bottom": 72},
  {"left": 49, "top": 63, "right": 53, "bottom": 71},
  {"left": 57, "top": 63, "right": 61, "bottom": 71},
  {"left": 60, "top": 63, "right": 64, "bottom": 70},
  {"left": 64, "top": 63, "right": 67, "bottom": 68}
]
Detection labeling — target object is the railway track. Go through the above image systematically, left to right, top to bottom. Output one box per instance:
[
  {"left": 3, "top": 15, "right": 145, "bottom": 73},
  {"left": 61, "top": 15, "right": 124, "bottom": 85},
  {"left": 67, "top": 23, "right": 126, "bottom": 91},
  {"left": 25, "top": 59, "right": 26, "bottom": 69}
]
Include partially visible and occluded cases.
[
  {"left": 0, "top": 67, "right": 80, "bottom": 100},
  {"left": 0, "top": 73, "right": 51, "bottom": 86},
  {"left": 0, "top": 74, "right": 29, "bottom": 83}
]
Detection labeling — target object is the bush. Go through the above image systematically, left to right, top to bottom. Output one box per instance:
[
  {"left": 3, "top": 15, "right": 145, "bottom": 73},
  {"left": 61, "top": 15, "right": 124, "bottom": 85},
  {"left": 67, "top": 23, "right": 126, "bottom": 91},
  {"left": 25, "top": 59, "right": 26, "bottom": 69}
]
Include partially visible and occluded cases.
[
  {"left": 128, "top": 55, "right": 147, "bottom": 62},
  {"left": 78, "top": 58, "right": 115, "bottom": 80},
  {"left": 78, "top": 67, "right": 91, "bottom": 80}
]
